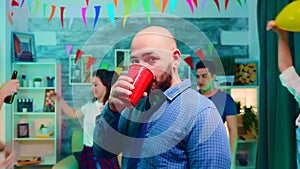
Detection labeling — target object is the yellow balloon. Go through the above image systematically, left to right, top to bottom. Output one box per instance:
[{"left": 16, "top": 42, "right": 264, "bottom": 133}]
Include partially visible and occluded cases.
[{"left": 275, "top": 0, "right": 300, "bottom": 32}]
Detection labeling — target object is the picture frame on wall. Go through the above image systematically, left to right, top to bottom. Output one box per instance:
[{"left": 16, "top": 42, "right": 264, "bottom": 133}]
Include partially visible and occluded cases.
[
  {"left": 11, "top": 32, "right": 36, "bottom": 62},
  {"left": 115, "top": 49, "right": 131, "bottom": 72},
  {"left": 69, "top": 54, "right": 92, "bottom": 85},
  {"left": 234, "top": 62, "right": 257, "bottom": 85},
  {"left": 17, "top": 123, "right": 29, "bottom": 138}
]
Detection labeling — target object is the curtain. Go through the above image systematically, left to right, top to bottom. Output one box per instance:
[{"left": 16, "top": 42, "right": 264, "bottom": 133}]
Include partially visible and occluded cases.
[{"left": 258, "top": 1, "right": 300, "bottom": 169}]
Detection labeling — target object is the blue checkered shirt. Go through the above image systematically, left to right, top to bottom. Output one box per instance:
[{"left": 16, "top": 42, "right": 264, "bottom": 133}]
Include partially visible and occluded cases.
[{"left": 94, "top": 79, "right": 231, "bottom": 169}]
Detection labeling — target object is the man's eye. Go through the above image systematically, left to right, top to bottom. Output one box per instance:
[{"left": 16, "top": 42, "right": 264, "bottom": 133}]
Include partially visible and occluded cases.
[
  {"left": 147, "top": 57, "right": 157, "bottom": 63},
  {"left": 131, "top": 60, "right": 139, "bottom": 64}
]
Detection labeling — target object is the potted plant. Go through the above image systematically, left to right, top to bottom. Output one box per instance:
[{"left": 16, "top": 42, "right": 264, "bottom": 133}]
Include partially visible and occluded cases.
[
  {"left": 33, "top": 77, "right": 42, "bottom": 87},
  {"left": 242, "top": 105, "right": 258, "bottom": 137},
  {"left": 39, "top": 124, "right": 48, "bottom": 134}
]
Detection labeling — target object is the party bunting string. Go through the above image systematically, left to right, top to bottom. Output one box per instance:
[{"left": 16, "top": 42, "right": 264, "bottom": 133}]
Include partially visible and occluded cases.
[
  {"left": 107, "top": 3, "right": 116, "bottom": 28},
  {"left": 48, "top": 5, "right": 56, "bottom": 22},
  {"left": 60, "top": 6, "right": 65, "bottom": 28},
  {"left": 93, "top": 6, "right": 101, "bottom": 30},
  {"left": 81, "top": 7, "right": 88, "bottom": 28},
  {"left": 7, "top": 11, "right": 14, "bottom": 26}
]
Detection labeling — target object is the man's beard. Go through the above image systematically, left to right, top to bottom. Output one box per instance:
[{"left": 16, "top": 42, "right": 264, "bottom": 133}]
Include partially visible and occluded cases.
[{"left": 146, "top": 71, "right": 172, "bottom": 93}]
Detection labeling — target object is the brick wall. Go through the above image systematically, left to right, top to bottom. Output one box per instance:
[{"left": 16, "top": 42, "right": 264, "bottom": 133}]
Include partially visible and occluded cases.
[{"left": 29, "top": 17, "right": 248, "bottom": 159}]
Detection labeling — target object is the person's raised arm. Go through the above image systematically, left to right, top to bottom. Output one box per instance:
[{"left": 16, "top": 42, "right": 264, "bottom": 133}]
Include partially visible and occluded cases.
[
  {"left": 266, "top": 20, "right": 293, "bottom": 73},
  {"left": 52, "top": 93, "right": 83, "bottom": 119}
]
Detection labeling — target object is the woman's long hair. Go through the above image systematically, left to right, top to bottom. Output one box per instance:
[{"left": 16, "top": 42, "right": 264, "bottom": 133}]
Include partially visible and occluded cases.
[{"left": 92, "top": 69, "right": 119, "bottom": 104}]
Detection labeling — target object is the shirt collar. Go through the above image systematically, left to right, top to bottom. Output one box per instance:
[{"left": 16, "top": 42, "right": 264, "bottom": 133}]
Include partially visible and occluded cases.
[{"left": 164, "top": 79, "right": 191, "bottom": 101}]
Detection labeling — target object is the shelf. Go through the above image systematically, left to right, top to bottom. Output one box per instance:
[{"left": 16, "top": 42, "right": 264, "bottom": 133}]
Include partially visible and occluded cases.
[
  {"left": 19, "top": 87, "right": 55, "bottom": 90},
  {"left": 14, "top": 112, "right": 56, "bottom": 115},
  {"left": 13, "top": 137, "right": 55, "bottom": 141}
]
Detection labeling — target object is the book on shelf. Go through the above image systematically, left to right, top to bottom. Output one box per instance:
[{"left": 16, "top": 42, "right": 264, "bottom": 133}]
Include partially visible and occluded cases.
[
  {"left": 35, "top": 131, "right": 54, "bottom": 138},
  {"left": 17, "top": 156, "right": 41, "bottom": 165}
]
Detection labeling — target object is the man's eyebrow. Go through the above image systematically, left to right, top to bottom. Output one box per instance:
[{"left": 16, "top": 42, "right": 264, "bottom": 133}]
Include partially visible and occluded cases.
[{"left": 130, "top": 51, "right": 154, "bottom": 59}]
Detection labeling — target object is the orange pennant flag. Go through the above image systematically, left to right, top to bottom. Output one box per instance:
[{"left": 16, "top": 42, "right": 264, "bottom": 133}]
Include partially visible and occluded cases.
[
  {"left": 113, "top": 0, "right": 118, "bottom": 7},
  {"left": 162, "top": 0, "right": 168, "bottom": 13},
  {"left": 48, "top": 5, "right": 56, "bottom": 22},
  {"left": 86, "top": 56, "right": 96, "bottom": 70}
]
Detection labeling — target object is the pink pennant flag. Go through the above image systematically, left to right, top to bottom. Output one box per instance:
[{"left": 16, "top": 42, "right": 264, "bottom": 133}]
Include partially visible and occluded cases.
[
  {"left": 11, "top": 0, "right": 19, "bottom": 6},
  {"left": 153, "top": 0, "right": 160, "bottom": 11},
  {"left": 162, "top": 0, "right": 168, "bottom": 13},
  {"left": 170, "top": 0, "right": 177, "bottom": 14},
  {"left": 186, "top": 0, "right": 194, "bottom": 14},
  {"left": 193, "top": 0, "right": 198, "bottom": 8},
  {"left": 213, "top": 0, "right": 220, "bottom": 11},
  {"left": 225, "top": 0, "right": 229, "bottom": 10},
  {"left": 48, "top": 5, "right": 56, "bottom": 22},
  {"left": 60, "top": 6, "right": 65, "bottom": 28},
  {"left": 93, "top": 6, "right": 101, "bottom": 30},
  {"left": 82, "top": 7, "right": 88, "bottom": 28},
  {"left": 68, "top": 8, "right": 76, "bottom": 30},
  {"left": 7, "top": 11, "right": 14, "bottom": 26},
  {"left": 66, "top": 45, "right": 72, "bottom": 56},
  {"left": 75, "top": 49, "right": 84, "bottom": 64},
  {"left": 196, "top": 49, "right": 205, "bottom": 60},
  {"left": 86, "top": 56, "right": 97, "bottom": 70},
  {"left": 183, "top": 56, "right": 194, "bottom": 70}
]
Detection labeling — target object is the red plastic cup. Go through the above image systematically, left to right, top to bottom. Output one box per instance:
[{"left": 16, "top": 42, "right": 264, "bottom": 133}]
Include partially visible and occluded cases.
[{"left": 124, "top": 64, "right": 154, "bottom": 107}]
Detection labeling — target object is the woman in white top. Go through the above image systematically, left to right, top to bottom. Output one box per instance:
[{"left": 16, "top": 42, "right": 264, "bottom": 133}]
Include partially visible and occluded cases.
[
  {"left": 267, "top": 20, "right": 300, "bottom": 168},
  {"left": 54, "top": 69, "right": 120, "bottom": 169}
]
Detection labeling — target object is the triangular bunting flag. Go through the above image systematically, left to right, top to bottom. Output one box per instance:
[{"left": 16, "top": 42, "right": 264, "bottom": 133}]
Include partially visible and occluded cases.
[
  {"left": 12, "top": 0, "right": 19, "bottom": 6},
  {"left": 162, "top": 0, "right": 168, "bottom": 13},
  {"left": 186, "top": 0, "right": 194, "bottom": 14},
  {"left": 213, "top": 0, "right": 220, "bottom": 11},
  {"left": 225, "top": 0, "right": 229, "bottom": 10},
  {"left": 48, "top": 5, "right": 56, "bottom": 22},
  {"left": 60, "top": 6, "right": 65, "bottom": 28},
  {"left": 93, "top": 6, "right": 101, "bottom": 30},
  {"left": 66, "top": 45, "right": 72, "bottom": 56},
  {"left": 75, "top": 49, "right": 84, "bottom": 64},
  {"left": 196, "top": 49, "right": 205, "bottom": 60},
  {"left": 86, "top": 56, "right": 97, "bottom": 70},
  {"left": 183, "top": 56, "right": 194, "bottom": 70}
]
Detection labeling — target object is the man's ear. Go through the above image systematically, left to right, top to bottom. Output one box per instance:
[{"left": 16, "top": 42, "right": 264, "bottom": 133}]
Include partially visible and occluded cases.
[
  {"left": 173, "top": 49, "right": 181, "bottom": 68},
  {"left": 211, "top": 74, "right": 217, "bottom": 81}
]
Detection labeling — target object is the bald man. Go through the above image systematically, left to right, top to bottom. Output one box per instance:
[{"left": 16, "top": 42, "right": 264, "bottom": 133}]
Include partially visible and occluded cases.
[{"left": 93, "top": 26, "right": 231, "bottom": 169}]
